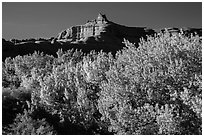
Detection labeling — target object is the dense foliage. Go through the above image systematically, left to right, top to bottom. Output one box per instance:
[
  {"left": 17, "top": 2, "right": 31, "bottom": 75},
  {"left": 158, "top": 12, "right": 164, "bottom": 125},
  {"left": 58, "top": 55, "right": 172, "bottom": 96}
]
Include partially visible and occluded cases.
[{"left": 2, "top": 31, "right": 202, "bottom": 135}]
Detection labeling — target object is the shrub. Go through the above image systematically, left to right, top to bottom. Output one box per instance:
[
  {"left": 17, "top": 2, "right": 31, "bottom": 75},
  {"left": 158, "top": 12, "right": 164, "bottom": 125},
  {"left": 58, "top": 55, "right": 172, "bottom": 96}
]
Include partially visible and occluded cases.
[
  {"left": 2, "top": 31, "right": 201, "bottom": 135},
  {"left": 98, "top": 31, "right": 202, "bottom": 134},
  {"left": 32, "top": 50, "right": 113, "bottom": 134},
  {"left": 2, "top": 87, "right": 31, "bottom": 126},
  {"left": 3, "top": 109, "right": 56, "bottom": 135}
]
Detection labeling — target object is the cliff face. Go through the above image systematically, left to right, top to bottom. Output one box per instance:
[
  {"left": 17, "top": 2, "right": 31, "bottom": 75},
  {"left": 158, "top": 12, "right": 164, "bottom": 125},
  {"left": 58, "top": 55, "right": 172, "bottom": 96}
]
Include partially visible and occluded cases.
[
  {"left": 56, "top": 13, "right": 155, "bottom": 45},
  {"left": 57, "top": 13, "right": 109, "bottom": 41},
  {"left": 57, "top": 13, "right": 202, "bottom": 46}
]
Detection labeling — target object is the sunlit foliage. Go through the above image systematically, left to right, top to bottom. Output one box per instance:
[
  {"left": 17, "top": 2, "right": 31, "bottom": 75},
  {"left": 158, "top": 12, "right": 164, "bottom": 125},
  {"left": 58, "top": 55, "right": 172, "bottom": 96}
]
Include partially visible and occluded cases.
[{"left": 2, "top": 31, "right": 202, "bottom": 134}]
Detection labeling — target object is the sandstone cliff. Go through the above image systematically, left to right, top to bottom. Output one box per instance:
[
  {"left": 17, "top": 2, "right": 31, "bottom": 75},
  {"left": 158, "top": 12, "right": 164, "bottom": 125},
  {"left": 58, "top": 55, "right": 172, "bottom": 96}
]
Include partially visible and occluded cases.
[
  {"left": 56, "top": 13, "right": 155, "bottom": 45},
  {"left": 57, "top": 13, "right": 109, "bottom": 41}
]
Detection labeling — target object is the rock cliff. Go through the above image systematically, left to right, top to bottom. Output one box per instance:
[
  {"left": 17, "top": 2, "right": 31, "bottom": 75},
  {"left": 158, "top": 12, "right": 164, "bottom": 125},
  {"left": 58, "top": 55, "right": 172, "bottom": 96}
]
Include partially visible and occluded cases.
[
  {"left": 56, "top": 13, "right": 155, "bottom": 45},
  {"left": 57, "top": 13, "right": 108, "bottom": 40},
  {"left": 57, "top": 13, "right": 202, "bottom": 46}
]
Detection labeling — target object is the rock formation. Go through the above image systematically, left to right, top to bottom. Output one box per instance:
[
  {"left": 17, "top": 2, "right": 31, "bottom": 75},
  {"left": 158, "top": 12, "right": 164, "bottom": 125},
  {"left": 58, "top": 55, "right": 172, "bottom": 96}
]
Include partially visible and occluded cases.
[
  {"left": 56, "top": 13, "right": 155, "bottom": 45},
  {"left": 57, "top": 13, "right": 109, "bottom": 41},
  {"left": 57, "top": 13, "right": 202, "bottom": 46},
  {"left": 158, "top": 27, "right": 202, "bottom": 36}
]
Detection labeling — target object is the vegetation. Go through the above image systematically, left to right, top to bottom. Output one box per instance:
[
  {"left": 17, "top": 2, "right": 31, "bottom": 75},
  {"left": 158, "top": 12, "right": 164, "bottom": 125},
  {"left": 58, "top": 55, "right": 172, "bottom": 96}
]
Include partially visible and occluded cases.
[{"left": 2, "top": 31, "right": 202, "bottom": 135}]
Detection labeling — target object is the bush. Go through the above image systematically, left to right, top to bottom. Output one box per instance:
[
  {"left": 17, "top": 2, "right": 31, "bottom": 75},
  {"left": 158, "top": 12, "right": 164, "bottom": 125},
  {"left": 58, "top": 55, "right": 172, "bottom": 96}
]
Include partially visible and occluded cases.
[
  {"left": 2, "top": 31, "right": 202, "bottom": 135},
  {"left": 98, "top": 31, "right": 202, "bottom": 134},
  {"left": 32, "top": 50, "right": 113, "bottom": 134},
  {"left": 2, "top": 87, "right": 31, "bottom": 126},
  {"left": 3, "top": 109, "right": 56, "bottom": 135}
]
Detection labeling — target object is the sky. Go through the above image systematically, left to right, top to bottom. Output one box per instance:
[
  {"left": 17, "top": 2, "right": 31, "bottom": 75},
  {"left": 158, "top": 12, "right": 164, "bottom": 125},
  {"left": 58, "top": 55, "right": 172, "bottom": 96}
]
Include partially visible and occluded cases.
[{"left": 2, "top": 2, "right": 202, "bottom": 40}]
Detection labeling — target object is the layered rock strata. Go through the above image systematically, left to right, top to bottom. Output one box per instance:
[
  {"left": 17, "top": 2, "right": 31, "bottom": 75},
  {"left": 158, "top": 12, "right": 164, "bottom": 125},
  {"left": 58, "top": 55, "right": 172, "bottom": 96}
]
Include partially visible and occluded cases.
[{"left": 56, "top": 13, "right": 155, "bottom": 45}]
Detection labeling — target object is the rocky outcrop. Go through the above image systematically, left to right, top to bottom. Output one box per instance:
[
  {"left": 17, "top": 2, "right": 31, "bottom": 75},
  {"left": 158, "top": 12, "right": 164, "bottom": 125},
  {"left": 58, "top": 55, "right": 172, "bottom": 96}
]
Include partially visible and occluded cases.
[
  {"left": 56, "top": 13, "right": 155, "bottom": 45},
  {"left": 57, "top": 13, "right": 109, "bottom": 41},
  {"left": 57, "top": 13, "right": 202, "bottom": 46},
  {"left": 158, "top": 27, "right": 202, "bottom": 36}
]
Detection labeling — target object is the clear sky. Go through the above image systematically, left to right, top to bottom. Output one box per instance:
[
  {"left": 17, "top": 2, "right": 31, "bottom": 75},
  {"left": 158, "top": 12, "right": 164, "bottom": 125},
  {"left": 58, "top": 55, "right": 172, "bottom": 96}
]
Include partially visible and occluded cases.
[{"left": 2, "top": 2, "right": 202, "bottom": 40}]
